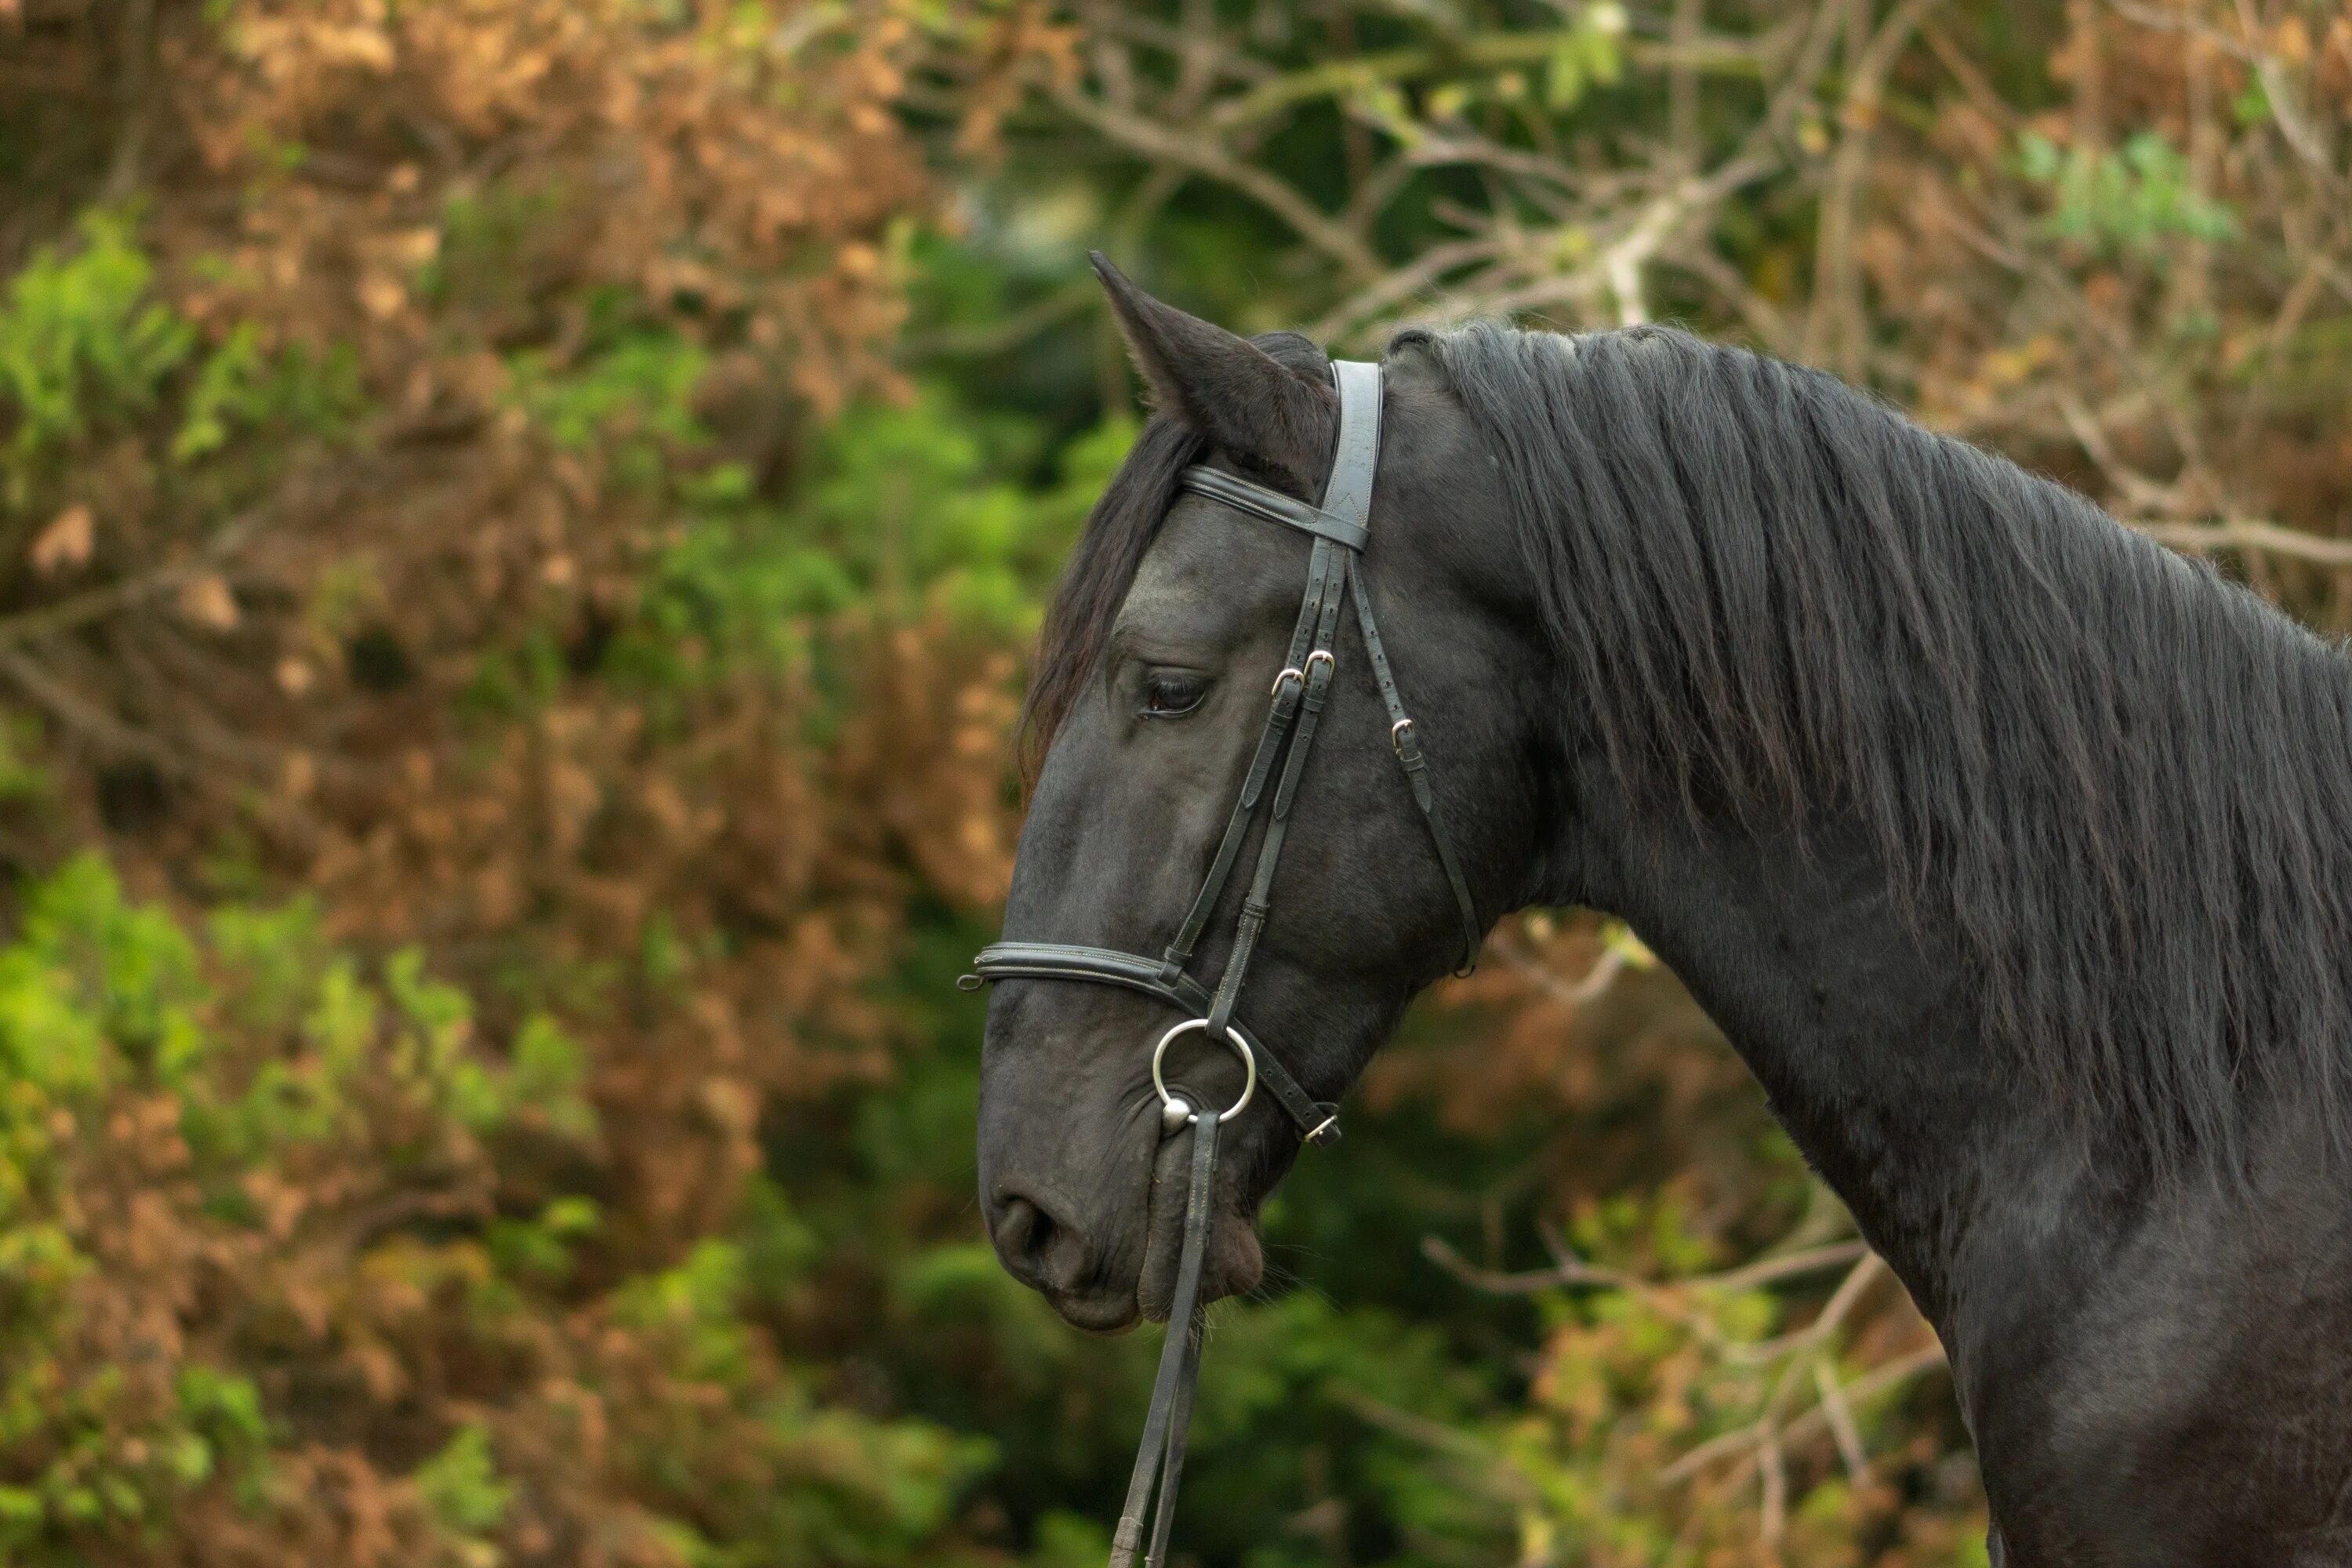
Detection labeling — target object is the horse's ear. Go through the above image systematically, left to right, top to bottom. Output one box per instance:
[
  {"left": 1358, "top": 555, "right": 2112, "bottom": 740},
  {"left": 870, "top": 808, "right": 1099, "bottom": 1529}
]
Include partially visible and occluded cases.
[{"left": 1091, "top": 252, "right": 1337, "bottom": 497}]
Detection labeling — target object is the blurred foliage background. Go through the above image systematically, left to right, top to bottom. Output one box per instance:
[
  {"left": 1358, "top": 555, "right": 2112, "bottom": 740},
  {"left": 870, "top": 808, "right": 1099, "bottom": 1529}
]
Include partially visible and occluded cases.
[{"left": 0, "top": 0, "right": 2347, "bottom": 1563}]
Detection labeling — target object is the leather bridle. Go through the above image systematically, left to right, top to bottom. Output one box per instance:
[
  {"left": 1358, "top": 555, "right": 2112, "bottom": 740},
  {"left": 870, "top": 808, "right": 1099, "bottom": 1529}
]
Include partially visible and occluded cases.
[{"left": 963, "top": 359, "right": 1482, "bottom": 1568}]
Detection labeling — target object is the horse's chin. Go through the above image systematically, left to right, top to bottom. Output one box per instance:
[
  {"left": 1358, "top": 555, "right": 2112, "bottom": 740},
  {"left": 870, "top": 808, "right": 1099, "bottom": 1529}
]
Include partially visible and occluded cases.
[
  {"left": 1134, "top": 1129, "right": 1265, "bottom": 1323},
  {"left": 1054, "top": 1298, "right": 1145, "bottom": 1337}
]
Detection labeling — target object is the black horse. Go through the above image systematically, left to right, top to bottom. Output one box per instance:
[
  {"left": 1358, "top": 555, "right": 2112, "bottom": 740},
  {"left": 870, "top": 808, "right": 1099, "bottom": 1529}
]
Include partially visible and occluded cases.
[{"left": 975, "top": 260, "right": 2352, "bottom": 1565}]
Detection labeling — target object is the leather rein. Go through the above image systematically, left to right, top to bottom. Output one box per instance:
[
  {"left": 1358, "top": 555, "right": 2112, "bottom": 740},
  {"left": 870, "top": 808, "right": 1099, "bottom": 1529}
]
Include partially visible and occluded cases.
[{"left": 963, "top": 359, "right": 1480, "bottom": 1567}]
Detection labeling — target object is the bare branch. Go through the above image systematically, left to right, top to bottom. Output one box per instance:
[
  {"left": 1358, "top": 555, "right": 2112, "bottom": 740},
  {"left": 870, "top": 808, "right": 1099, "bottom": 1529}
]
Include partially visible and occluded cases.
[
  {"left": 1809, "top": 0, "right": 1951, "bottom": 374},
  {"left": 2104, "top": 0, "right": 2347, "bottom": 190},
  {"left": 1207, "top": 27, "right": 1773, "bottom": 136},
  {"left": 1044, "top": 79, "right": 1388, "bottom": 281},
  {"left": 1479, "top": 158, "right": 1777, "bottom": 323},
  {"left": 2057, "top": 391, "right": 2187, "bottom": 514},
  {"left": 0, "top": 506, "right": 270, "bottom": 649},
  {"left": 2129, "top": 518, "right": 2352, "bottom": 568},
  {"left": 0, "top": 645, "right": 186, "bottom": 773},
  {"left": 1486, "top": 927, "right": 1632, "bottom": 1009},
  {"left": 1423, "top": 1231, "right": 1869, "bottom": 1301},
  {"left": 1662, "top": 1345, "right": 1950, "bottom": 1486},
  {"left": 1814, "top": 1358, "right": 1870, "bottom": 1481},
  {"left": 1758, "top": 1420, "right": 1788, "bottom": 1544}
]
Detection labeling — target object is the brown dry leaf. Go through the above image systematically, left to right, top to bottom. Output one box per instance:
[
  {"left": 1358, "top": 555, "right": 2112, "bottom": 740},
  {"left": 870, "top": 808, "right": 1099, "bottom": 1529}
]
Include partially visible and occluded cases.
[
  {"left": 313, "top": 21, "right": 395, "bottom": 70},
  {"left": 383, "top": 226, "right": 438, "bottom": 266},
  {"left": 357, "top": 272, "right": 406, "bottom": 318},
  {"left": 30, "top": 503, "right": 93, "bottom": 575},
  {"left": 177, "top": 572, "right": 241, "bottom": 631}
]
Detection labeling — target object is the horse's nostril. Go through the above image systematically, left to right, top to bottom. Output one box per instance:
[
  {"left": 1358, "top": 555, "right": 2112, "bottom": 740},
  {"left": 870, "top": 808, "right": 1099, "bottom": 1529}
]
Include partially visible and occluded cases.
[
  {"left": 989, "top": 1186, "right": 1088, "bottom": 1294},
  {"left": 999, "top": 1195, "right": 1051, "bottom": 1261}
]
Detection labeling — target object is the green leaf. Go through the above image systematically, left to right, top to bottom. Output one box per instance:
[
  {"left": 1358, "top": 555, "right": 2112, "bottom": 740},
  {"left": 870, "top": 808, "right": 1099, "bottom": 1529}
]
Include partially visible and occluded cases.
[{"left": 415, "top": 1424, "right": 513, "bottom": 1538}]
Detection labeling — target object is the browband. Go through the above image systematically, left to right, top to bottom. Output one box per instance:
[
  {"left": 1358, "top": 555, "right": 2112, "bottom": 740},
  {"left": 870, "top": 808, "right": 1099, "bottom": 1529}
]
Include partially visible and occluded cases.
[{"left": 1176, "top": 466, "right": 1370, "bottom": 552}]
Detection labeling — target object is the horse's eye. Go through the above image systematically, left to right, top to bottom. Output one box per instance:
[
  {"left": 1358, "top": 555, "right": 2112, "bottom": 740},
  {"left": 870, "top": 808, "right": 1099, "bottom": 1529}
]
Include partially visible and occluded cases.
[{"left": 1142, "top": 671, "right": 1208, "bottom": 718}]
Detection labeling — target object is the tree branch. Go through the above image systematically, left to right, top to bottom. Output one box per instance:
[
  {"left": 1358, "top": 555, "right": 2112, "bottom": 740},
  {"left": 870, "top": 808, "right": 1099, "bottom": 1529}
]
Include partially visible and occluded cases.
[
  {"left": 1046, "top": 79, "right": 1388, "bottom": 281},
  {"left": 0, "top": 506, "right": 270, "bottom": 649},
  {"left": 2129, "top": 517, "right": 2352, "bottom": 568}
]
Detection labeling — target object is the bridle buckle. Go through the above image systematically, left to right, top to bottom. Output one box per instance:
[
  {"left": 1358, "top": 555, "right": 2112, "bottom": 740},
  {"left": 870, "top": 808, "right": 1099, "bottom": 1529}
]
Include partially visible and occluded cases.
[{"left": 1275, "top": 650, "right": 1335, "bottom": 699}]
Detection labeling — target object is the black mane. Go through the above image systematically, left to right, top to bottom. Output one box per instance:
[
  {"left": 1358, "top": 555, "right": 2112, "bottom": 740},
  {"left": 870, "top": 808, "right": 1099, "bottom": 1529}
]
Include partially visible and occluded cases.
[{"left": 1033, "top": 319, "right": 2352, "bottom": 1174}]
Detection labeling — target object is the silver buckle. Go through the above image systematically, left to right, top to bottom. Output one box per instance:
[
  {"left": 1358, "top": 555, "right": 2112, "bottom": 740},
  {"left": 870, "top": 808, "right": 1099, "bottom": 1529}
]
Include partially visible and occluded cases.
[{"left": 1390, "top": 717, "right": 1416, "bottom": 755}]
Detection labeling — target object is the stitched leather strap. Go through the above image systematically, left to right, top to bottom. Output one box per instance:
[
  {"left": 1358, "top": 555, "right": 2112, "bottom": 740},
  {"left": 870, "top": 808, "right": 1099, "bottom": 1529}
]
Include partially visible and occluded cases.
[
  {"left": 1197, "top": 357, "right": 1381, "bottom": 1040},
  {"left": 1321, "top": 359, "right": 1384, "bottom": 531},
  {"left": 1178, "top": 466, "right": 1369, "bottom": 551},
  {"left": 1158, "top": 530, "right": 1337, "bottom": 985},
  {"left": 1201, "top": 539, "right": 1347, "bottom": 1044},
  {"left": 1346, "top": 560, "right": 1484, "bottom": 973},
  {"left": 969, "top": 943, "right": 1338, "bottom": 1140},
  {"left": 1106, "top": 1112, "right": 1218, "bottom": 1568}
]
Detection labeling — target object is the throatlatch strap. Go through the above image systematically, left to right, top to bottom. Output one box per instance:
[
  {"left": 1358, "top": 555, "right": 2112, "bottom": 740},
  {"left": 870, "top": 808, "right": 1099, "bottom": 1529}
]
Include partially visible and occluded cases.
[{"left": 1345, "top": 561, "right": 1483, "bottom": 974}]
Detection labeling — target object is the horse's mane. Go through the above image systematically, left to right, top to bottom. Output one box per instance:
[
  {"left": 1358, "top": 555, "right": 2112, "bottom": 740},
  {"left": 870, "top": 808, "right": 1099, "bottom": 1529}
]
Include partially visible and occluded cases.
[{"left": 1030, "top": 318, "right": 2352, "bottom": 1175}]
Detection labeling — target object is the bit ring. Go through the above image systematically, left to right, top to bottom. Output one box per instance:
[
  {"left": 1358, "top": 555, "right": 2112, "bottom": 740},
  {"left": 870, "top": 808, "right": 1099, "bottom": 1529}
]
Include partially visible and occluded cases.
[{"left": 1151, "top": 1018, "right": 1257, "bottom": 1124}]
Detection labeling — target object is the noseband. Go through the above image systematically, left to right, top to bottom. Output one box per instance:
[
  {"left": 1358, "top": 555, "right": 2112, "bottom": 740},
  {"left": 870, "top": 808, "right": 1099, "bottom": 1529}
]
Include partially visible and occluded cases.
[{"left": 963, "top": 359, "right": 1481, "bottom": 1568}]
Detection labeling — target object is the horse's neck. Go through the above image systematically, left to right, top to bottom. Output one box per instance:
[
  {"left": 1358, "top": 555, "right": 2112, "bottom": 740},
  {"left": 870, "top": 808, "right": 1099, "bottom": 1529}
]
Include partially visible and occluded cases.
[{"left": 1550, "top": 759, "right": 2037, "bottom": 1323}]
